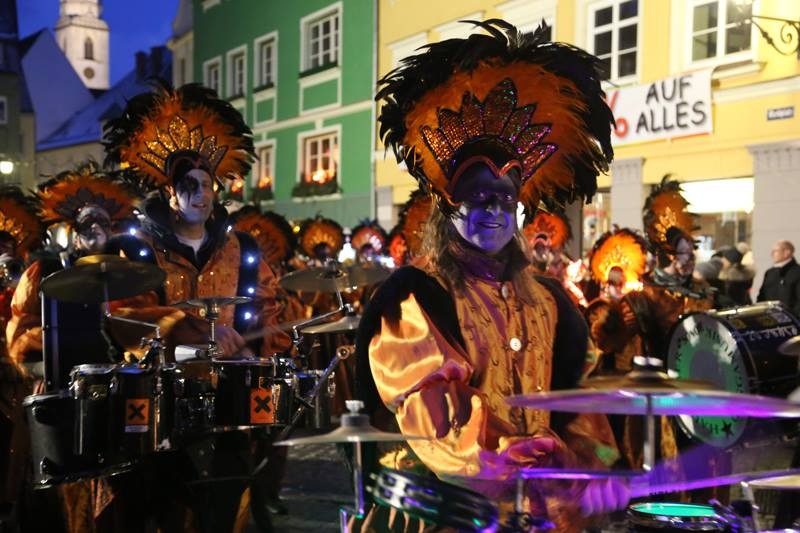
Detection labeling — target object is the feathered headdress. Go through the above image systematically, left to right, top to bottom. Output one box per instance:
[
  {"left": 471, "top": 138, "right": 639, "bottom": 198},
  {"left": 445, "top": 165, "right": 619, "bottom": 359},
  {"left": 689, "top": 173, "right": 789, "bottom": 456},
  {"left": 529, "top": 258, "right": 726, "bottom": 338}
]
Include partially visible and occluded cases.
[
  {"left": 376, "top": 19, "right": 614, "bottom": 213},
  {"left": 103, "top": 81, "right": 254, "bottom": 188},
  {"left": 37, "top": 161, "right": 136, "bottom": 225},
  {"left": 643, "top": 175, "right": 698, "bottom": 254},
  {"left": 0, "top": 186, "right": 44, "bottom": 255},
  {"left": 398, "top": 189, "right": 434, "bottom": 257},
  {"left": 229, "top": 206, "right": 296, "bottom": 265},
  {"left": 522, "top": 210, "right": 571, "bottom": 249},
  {"left": 298, "top": 216, "right": 344, "bottom": 259},
  {"left": 350, "top": 220, "right": 388, "bottom": 254},
  {"left": 387, "top": 225, "right": 408, "bottom": 266},
  {"left": 589, "top": 227, "right": 648, "bottom": 286}
]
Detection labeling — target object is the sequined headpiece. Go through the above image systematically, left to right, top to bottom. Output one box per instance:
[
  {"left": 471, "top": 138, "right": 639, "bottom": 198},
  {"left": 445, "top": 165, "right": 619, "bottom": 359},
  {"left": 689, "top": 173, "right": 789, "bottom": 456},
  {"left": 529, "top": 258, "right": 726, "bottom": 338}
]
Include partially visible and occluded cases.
[
  {"left": 376, "top": 20, "right": 614, "bottom": 213},
  {"left": 104, "top": 81, "right": 254, "bottom": 188},
  {"left": 38, "top": 161, "right": 136, "bottom": 226},
  {"left": 643, "top": 176, "right": 698, "bottom": 255},
  {"left": 0, "top": 186, "right": 44, "bottom": 256},
  {"left": 230, "top": 206, "right": 296, "bottom": 265},
  {"left": 522, "top": 210, "right": 571, "bottom": 250},
  {"left": 298, "top": 216, "right": 344, "bottom": 259},
  {"left": 350, "top": 220, "right": 388, "bottom": 254},
  {"left": 589, "top": 227, "right": 648, "bottom": 286}
]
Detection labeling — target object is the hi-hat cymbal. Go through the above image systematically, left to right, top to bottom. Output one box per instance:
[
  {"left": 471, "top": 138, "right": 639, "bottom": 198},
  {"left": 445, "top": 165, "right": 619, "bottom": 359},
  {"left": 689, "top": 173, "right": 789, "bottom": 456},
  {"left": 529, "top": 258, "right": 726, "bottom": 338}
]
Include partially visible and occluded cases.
[
  {"left": 41, "top": 256, "right": 166, "bottom": 304},
  {"left": 279, "top": 264, "right": 390, "bottom": 293},
  {"left": 174, "top": 296, "right": 252, "bottom": 309},
  {"left": 301, "top": 314, "right": 361, "bottom": 335},
  {"left": 778, "top": 335, "right": 800, "bottom": 356},
  {"left": 507, "top": 370, "right": 800, "bottom": 417},
  {"left": 275, "top": 424, "right": 427, "bottom": 446}
]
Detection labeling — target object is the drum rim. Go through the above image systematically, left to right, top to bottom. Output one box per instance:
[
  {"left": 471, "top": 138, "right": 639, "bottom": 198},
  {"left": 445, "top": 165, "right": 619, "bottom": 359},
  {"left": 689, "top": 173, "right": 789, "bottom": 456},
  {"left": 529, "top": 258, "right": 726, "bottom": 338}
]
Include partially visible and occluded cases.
[
  {"left": 211, "top": 358, "right": 276, "bottom": 366},
  {"left": 70, "top": 363, "right": 118, "bottom": 374},
  {"left": 22, "top": 390, "right": 72, "bottom": 405},
  {"left": 629, "top": 502, "right": 719, "bottom": 517}
]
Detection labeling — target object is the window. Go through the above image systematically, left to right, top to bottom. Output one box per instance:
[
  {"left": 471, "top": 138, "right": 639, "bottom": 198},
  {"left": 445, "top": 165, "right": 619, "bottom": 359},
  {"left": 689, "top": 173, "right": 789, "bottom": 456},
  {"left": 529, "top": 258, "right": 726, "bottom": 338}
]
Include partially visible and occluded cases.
[
  {"left": 588, "top": 0, "right": 639, "bottom": 81},
  {"left": 691, "top": 0, "right": 752, "bottom": 63},
  {"left": 305, "top": 10, "right": 339, "bottom": 70},
  {"left": 84, "top": 38, "right": 94, "bottom": 60},
  {"left": 256, "top": 38, "right": 276, "bottom": 87},
  {"left": 229, "top": 50, "right": 246, "bottom": 97},
  {"left": 204, "top": 59, "right": 221, "bottom": 95},
  {"left": 0, "top": 97, "right": 7, "bottom": 124},
  {"left": 302, "top": 132, "right": 338, "bottom": 185},
  {"left": 255, "top": 145, "right": 274, "bottom": 191}
]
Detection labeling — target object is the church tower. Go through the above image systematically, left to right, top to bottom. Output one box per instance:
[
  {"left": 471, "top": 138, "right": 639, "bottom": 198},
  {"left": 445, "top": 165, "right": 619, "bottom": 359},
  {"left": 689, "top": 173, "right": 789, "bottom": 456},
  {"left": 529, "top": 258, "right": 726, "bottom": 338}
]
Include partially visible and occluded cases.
[{"left": 55, "top": 0, "right": 109, "bottom": 90}]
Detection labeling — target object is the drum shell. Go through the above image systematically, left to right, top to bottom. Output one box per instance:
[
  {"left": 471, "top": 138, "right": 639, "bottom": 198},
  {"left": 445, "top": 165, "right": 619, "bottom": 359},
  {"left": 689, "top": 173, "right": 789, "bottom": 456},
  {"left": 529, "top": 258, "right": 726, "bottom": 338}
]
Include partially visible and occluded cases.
[
  {"left": 667, "top": 302, "right": 800, "bottom": 448},
  {"left": 211, "top": 359, "right": 293, "bottom": 429},
  {"left": 174, "top": 360, "right": 215, "bottom": 438},
  {"left": 70, "top": 364, "right": 116, "bottom": 463},
  {"left": 111, "top": 365, "right": 176, "bottom": 457},
  {"left": 293, "top": 370, "right": 334, "bottom": 430},
  {"left": 24, "top": 391, "right": 130, "bottom": 487},
  {"left": 626, "top": 502, "right": 730, "bottom": 532}
]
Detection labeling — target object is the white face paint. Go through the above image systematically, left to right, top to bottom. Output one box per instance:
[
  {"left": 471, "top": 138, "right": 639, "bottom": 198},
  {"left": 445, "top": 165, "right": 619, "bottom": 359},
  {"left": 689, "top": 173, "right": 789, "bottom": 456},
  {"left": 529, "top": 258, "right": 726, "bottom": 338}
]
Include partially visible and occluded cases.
[{"left": 173, "top": 168, "right": 214, "bottom": 225}]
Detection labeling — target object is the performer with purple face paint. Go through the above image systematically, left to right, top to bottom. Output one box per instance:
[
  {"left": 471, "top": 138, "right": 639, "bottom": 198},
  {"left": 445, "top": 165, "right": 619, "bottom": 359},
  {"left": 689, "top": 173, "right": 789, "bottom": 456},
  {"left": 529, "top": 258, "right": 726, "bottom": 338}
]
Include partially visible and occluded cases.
[{"left": 354, "top": 20, "right": 628, "bottom": 532}]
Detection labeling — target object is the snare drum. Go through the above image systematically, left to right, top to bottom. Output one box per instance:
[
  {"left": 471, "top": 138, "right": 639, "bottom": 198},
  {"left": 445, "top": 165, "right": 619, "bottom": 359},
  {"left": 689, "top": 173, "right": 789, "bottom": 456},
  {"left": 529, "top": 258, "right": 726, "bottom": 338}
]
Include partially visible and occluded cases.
[
  {"left": 667, "top": 302, "right": 800, "bottom": 447},
  {"left": 211, "top": 358, "right": 293, "bottom": 430},
  {"left": 111, "top": 365, "right": 176, "bottom": 457},
  {"left": 293, "top": 369, "right": 335, "bottom": 429},
  {"left": 24, "top": 391, "right": 130, "bottom": 487},
  {"left": 371, "top": 468, "right": 498, "bottom": 532},
  {"left": 627, "top": 502, "right": 730, "bottom": 532}
]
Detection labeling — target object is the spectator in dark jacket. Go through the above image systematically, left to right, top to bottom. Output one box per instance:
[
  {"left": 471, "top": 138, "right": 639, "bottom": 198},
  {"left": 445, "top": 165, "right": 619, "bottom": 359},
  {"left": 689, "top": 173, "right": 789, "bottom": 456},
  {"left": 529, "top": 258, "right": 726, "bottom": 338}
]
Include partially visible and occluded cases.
[
  {"left": 757, "top": 240, "right": 800, "bottom": 317},
  {"left": 719, "top": 247, "right": 755, "bottom": 306}
]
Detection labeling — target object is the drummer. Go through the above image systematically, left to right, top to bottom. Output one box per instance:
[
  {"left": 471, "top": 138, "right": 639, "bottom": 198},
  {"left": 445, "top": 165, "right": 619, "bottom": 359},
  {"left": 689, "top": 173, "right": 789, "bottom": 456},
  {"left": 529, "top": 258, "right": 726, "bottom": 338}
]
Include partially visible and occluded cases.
[
  {"left": 357, "top": 20, "right": 626, "bottom": 532},
  {"left": 104, "top": 81, "right": 292, "bottom": 532}
]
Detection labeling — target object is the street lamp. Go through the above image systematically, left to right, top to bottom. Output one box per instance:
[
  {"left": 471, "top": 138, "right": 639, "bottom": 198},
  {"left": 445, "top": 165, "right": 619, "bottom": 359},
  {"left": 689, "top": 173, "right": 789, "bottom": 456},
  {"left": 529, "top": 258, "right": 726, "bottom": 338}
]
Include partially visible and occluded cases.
[
  {"left": 734, "top": 1, "right": 800, "bottom": 57},
  {"left": 0, "top": 160, "right": 14, "bottom": 175}
]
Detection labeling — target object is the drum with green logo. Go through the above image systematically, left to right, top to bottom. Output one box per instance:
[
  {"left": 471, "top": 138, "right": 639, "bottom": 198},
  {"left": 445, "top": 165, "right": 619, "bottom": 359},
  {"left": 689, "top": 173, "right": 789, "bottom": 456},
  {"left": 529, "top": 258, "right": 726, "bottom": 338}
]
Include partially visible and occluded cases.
[{"left": 667, "top": 302, "right": 800, "bottom": 448}]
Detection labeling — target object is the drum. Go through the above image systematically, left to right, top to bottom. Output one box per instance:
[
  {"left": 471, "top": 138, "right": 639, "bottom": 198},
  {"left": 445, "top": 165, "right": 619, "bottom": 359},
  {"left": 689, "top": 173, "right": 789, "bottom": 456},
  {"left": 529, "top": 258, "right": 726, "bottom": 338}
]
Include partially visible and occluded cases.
[
  {"left": 667, "top": 302, "right": 800, "bottom": 447},
  {"left": 211, "top": 358, "right": 293, "bottom": 430},
  {"left": 174, "top": 359, "right": 215, "bottom": 438},
  {"left": 70, "top": 364, "right": 116, "bottom": 462},
  {"left": 111, "top": 364, "right": 176, "bottom": 457},
  {"left": 293, "top": 369, "right": 335, "bottom": 429},
  {"left": 24, "top": 391, "right": 130, "bottom": 487},
  {"left": 371, "top": 468, "right": 498, "bottom": 532},
  {"left": 627, "top": 502, "right": 730, "bottom": 532}
]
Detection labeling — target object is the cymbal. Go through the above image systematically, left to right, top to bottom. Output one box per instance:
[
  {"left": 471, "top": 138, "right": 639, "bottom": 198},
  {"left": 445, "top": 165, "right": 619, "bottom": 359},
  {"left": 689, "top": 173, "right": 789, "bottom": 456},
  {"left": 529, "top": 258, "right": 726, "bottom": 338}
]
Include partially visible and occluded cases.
[
  {"left": 41, "top": 257, "right": 166, "bottom": 304},
  {"left": 279, "top": 264, "right": 390, "bottom": 293},
  {"left": 174, "top": 296, "right": 252, "bottom": 309},
  {"left": 301, "top": 314, "right": 361, "bottom": 335},
  {"left": 778, "top": 335, "right": 800, "bottom": 356},
  {"left": 507, "top": 388, "right": 800, "bottom": 417},
  {"left": 275, "top": 424, "right": 427, "bottom": 446},
  {"left": 450, "top": 468, "right": 647, "bottom": 482},
  {"left": 747, "top": 473, "right": 800, "bottom": 490}
]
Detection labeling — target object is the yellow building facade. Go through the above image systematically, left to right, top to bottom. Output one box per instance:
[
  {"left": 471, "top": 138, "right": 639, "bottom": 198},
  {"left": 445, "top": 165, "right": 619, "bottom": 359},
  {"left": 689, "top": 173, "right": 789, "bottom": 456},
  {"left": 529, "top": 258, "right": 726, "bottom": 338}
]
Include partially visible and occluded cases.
[{"left": 375, "top": 0, "right": 800, "bottom": 289}]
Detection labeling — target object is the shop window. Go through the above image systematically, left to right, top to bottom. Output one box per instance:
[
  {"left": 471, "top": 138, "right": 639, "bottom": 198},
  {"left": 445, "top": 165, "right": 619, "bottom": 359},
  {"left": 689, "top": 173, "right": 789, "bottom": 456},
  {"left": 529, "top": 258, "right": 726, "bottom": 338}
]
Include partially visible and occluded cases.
[
  {"left": 588, "top": 0, "right": 639, "bottom": 82},
  {"left": 690, "top": 0, "right": 752, "bottom": 63},
  {"left": 304, "top": 8, "right": 340, "bottom": 72},
  {"left": 256, "top": 37, "right": 276, "bottom": 88},
  {"left": 204, "top": 59, "right": 221, "bottom": 95}
]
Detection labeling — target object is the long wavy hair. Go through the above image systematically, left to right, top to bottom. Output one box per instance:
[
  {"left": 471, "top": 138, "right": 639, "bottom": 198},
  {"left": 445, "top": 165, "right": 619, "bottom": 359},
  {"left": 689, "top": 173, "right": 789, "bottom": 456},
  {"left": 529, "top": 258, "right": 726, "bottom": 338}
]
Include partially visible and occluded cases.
[{"left": 421, "top": 204, "right": 539, "bottom": 305}]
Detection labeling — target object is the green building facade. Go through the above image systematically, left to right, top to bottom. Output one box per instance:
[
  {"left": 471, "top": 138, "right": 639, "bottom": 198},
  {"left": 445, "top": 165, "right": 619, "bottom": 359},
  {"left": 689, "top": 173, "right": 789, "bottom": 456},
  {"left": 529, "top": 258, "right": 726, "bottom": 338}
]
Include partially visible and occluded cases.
[{"left": 193, "top": 0, "right": 376, "bottom": 227}]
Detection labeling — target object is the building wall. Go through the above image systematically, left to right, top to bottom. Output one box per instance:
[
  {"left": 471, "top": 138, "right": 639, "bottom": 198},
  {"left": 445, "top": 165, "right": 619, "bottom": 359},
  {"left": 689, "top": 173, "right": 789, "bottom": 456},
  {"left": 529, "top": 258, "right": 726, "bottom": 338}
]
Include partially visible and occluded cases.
[
  {"left": 193, "top": 0, "right": 376, "bottom": 228},
  {"left": 55, "top": 4, "right": 110, "bottom": 90},
  {"left": 169, "top": 32, "right": 194, "bottom": 87},
  {"left": 0, "top": 72, "right": 25, "bottom": 186},
  {"left": 36, "top": 141, "right": 104, "bottom": 179}
]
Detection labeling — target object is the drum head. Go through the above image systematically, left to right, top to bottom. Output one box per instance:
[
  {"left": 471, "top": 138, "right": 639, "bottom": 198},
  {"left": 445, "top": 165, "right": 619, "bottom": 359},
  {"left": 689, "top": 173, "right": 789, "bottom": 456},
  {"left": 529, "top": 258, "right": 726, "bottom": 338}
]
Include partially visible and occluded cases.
[
  {"left": 668, "top": 313, "right": 750, "bottom": 447},
  {"left": 628, "top": 502, "right": 727, "bottom": 531}
]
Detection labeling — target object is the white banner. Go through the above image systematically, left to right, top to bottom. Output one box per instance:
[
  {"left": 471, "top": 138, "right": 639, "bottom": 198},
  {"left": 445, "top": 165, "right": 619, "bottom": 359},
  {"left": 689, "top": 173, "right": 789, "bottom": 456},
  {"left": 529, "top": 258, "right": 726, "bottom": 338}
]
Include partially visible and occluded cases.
[{"left": 606, "top": 69, "right": 713, "bottom": 146}]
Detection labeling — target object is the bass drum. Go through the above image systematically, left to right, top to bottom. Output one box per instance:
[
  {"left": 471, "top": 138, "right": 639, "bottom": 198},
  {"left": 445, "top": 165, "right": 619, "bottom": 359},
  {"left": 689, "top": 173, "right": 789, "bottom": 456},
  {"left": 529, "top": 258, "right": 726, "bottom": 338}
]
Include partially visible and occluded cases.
[{"left": 667, "top": 302, "right": 800, "bottom": 448}]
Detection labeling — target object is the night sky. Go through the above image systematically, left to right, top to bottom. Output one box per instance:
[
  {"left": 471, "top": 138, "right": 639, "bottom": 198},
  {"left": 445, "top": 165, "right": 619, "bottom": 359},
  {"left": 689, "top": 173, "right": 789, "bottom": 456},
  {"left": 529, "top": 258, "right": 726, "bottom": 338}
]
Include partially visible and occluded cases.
[{"left": 18, "top": 0, "right": 179, "bottom": 85}]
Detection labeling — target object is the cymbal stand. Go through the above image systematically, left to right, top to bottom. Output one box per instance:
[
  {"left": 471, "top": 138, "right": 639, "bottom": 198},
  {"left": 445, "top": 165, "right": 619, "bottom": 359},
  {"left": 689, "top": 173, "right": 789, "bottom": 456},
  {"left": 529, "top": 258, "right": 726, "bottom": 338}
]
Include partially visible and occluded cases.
[
  {"left": 204, "top": 299, "right": 222, "bottom": 358},
  {"left": 104, "top": 313, "right": 164, "bottom": 367},
  {"left": 337, "top": 400, "right": 367, "bottom": 533}
]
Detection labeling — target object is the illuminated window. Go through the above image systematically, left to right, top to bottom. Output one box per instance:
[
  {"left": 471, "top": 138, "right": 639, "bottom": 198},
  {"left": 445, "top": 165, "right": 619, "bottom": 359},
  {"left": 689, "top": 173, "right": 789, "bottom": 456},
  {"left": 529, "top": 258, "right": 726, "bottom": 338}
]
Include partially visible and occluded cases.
[
  {"left": 588, "top": 0, "right": 639, "bottom": 81},
  {"left": 302, "top": 132, "right": 338, "bottom": 185},
  {"left": 255, "top": 144, "right": 274, "bottom": 191}
]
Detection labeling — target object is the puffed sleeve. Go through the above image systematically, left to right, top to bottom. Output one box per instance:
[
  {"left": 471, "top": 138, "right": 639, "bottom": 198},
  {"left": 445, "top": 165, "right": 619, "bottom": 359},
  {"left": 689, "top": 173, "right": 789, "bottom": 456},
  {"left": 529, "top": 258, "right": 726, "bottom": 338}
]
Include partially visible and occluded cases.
[
  {"left": 6, "top": 261, "right": 44, "bottom": 364},
  {"left": 370, "top": 292, "right": 568, "bottom": 479}
]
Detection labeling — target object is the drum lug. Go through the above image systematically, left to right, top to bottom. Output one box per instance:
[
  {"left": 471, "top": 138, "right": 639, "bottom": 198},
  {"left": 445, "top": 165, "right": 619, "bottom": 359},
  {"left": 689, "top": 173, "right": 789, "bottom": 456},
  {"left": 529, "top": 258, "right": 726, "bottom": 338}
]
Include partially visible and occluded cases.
[{"left": 245, "top": 368, "right": 251, "bottom": 387}]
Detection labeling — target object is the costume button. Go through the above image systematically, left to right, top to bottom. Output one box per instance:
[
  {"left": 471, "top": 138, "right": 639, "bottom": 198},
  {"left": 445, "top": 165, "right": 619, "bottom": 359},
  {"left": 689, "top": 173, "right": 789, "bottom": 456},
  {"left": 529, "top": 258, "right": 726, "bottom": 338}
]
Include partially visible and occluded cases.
[
  {"left": 198, "top": 275, "right": 203, "bottom": 282},
  {"left": 501, "top": 284, "right": 510, "bottom": 299},
  {"left": 509, "top": 337, "right": 522, "bottom": 352}
]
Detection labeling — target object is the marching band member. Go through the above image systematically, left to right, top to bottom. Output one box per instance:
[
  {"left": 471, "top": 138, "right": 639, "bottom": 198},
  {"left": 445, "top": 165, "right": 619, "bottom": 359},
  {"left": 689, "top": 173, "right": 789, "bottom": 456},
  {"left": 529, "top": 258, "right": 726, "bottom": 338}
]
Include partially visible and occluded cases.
[
  {"left": 356, "top": 20, "right": 625, "bottom": 531},
  {"left": 104, "top": 81, "right": 290, "bottom": 532},
  {"left": 350, "top": 220, "right": 388, "bottom": 265}
]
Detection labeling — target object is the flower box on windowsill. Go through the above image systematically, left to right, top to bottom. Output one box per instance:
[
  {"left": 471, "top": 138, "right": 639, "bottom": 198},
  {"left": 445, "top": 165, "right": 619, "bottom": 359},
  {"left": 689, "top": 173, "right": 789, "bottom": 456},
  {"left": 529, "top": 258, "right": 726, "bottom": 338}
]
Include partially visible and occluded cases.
[
  {"left": 299, "top": 61, "right": 338, "bottom": 79},
  {"left": 291, "top": 179, "right": 340, "bottom": 198}
]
